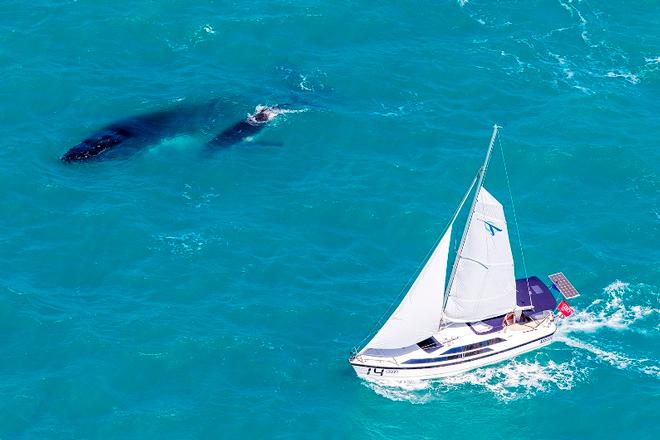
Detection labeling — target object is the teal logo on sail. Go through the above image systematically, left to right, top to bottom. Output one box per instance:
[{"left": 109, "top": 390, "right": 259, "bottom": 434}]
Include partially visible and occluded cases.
[{"left": 483, "top": 221, "right": 502, "bottom": 236}]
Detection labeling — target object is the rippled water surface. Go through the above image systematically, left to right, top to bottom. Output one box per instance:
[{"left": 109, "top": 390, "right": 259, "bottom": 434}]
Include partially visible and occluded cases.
[{"left": 1, "top": 0, "right": 658, "bottom": 438}]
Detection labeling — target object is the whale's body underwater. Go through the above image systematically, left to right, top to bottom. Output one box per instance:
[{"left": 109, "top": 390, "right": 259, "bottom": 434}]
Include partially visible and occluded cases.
[
  {"left": 61, "top": 101, "right": 225, "bottom": 162},
  {"left": 61, "top": 102, "right": 297, "bottom": 162}
]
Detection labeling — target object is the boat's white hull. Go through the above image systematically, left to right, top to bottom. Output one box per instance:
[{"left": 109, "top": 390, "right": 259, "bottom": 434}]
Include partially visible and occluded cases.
[{"left": 350, "top": 319, "right": 556, "bottom": 381}]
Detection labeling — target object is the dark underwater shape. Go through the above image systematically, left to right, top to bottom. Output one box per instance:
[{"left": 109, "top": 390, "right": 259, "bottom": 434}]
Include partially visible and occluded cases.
[
  {"left": 61, "top": 100, "right": 227, "bottom": 162},
  {"left": 206, "top": 105, "right": 283, "bottom": 150}
]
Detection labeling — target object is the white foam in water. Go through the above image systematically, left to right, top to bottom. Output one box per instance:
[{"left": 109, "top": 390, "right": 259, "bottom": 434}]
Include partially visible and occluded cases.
[
  {"left": 557, "top": 0, "right": 593, "bottom": 46},
  {"left": 549, "top": 52, "right": 576, "bottom": 80},
  {"left": 297, "top": 69, "right": 327, "bottom": 92},
  {"left": 606, "top": 71, "right": 640, "bottom": 84},
  {"left": 249, "top": 105, "right": 307, "bottom": 123},
  {"left": 154, "top": 232, "right": 207, "bottom": 255},
  {"left": 554, "top": 280, "right": 660, "bottom": 379},
  {"left": 557, "top": 280, "right": 658, "bottom": 334},
  {"left": 555, "top": 335, "right": 660, "bottom": 379},
  {"left": 363, "top": 357, "right": 587, "bottom": 403},
  {"left": 442, "top": 358, "right": 588, "bottom": 401},
  {"left": 364, "top": 379, "right": 434, "bottom": 404}
]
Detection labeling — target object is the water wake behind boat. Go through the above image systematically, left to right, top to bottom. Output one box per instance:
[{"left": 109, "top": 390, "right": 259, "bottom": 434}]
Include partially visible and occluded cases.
[
  {"left": 554, "top": 280, "right": 660, "bottom": 379},
  {"left": 556, "top": 280, "right": 659, "bottom": 334},
  {"left": 363, "top": 356, "right": 587, "bottom": 403}
]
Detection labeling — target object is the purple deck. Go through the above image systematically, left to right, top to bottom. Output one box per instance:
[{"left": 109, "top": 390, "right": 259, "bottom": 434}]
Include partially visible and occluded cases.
[
  {"left": 468, "top": 276, "right": 557, "bottom": 335},
  {"left": 516, "top": 276, "right": 557, "bottom": 313}
]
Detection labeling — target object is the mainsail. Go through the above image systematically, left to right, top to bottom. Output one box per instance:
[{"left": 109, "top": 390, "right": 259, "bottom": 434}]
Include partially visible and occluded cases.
[
  {"left": 443, "top": 186, "right": 516, "bottom": 322},
  {"left": 364, "top": 224, "right": 453, "bottom": 350}
]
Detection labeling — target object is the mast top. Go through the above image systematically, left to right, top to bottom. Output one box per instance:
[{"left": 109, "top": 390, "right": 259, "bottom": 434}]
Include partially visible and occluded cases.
[{"left": 482, "top": 124, "right": 501, "bottom": 175}]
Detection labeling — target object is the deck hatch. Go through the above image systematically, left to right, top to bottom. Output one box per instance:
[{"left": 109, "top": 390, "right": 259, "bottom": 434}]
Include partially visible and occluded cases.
[{"left": 417, "top": 337, "right": 443, "bottom": 353}]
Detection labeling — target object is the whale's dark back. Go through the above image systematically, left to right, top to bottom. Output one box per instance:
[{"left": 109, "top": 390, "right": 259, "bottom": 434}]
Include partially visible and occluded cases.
[
  {"left": 61, "top": 99, "right": 231, "bottom": 162},
  {"left": 206, "top": 121, "right": 265, "bottom": 150}
]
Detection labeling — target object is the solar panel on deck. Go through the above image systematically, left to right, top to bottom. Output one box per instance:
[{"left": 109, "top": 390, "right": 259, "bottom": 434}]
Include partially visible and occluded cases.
[{"left": 549, "top": 272, "right": 580, "bottom": 299}]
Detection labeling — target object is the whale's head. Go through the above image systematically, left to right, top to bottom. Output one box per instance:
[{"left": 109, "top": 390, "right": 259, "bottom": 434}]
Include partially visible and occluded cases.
[
  {"left": 246, "top": 104, "right": 306, "bottom": 125},
  {"left": 247, "top": 105, "right": 281, "bottom": 125},
  {"left": 61, "top": 128, "right": 130, "bottom": 162}
]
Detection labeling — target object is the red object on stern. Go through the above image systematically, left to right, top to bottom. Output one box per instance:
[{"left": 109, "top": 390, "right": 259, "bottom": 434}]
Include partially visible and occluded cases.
[{"left": 557, "top": 300, "right": 574, "bottom": 318}]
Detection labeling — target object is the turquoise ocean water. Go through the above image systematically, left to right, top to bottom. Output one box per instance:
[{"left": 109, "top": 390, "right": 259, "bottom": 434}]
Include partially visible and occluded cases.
[{"left": 1, "top": 0, "right": 659, "bottom": 438}]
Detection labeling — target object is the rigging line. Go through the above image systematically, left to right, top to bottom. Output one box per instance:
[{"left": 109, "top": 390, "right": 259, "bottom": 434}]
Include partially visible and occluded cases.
[
  {"left": 497, "top": 135, "right": 531, "bottom": 301},
  {"left": 353, "top": 169, "right": 481, "bottom": 351}
]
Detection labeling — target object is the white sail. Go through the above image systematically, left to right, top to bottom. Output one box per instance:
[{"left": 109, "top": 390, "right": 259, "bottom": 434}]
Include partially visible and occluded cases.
[
  {"left": 443, "top": 187, "right": 516, "bottom": 322},
  {"left": 364, "top": 224, "right": 453, "bottom": 350}
]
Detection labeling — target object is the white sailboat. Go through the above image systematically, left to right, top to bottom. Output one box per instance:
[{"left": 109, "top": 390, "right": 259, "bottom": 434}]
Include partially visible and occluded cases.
[{"left": 349, "top": 125, "right": 561, "bottom": 380}]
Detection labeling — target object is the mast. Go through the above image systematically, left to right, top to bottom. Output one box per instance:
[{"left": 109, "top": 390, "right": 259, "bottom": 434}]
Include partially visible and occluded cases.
[{"left": 442, "top": 124, "right": 501, "bottom": 312}]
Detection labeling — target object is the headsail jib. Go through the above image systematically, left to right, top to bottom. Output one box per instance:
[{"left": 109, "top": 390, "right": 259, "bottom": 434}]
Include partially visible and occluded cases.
[
  {"left": 439, "top": 125, "right": 518, "bottom": 323},
  {"left": 442, "top": 187, "right": 516, "bottom": 322}
]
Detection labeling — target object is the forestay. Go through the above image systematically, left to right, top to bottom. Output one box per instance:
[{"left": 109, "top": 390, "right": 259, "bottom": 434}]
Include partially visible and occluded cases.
[
  {"left": 443, "top": 187, "right": 516, "bottom": 322},
  {"left": 364, "top": 224, "right": 453, "bottom": 350}
]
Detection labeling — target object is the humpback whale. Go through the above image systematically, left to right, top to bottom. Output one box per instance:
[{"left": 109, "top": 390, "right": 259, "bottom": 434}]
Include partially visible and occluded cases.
[
  {"left": 61, "top": 101, "right": 225, "bottom": 162},
  {"left": 62, "top": 101, "right": 304, "bottom": 162},
  {"left": 206, "top": 105, "right": 304, "bottom": 150}
]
